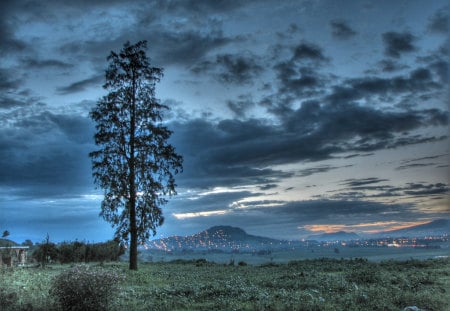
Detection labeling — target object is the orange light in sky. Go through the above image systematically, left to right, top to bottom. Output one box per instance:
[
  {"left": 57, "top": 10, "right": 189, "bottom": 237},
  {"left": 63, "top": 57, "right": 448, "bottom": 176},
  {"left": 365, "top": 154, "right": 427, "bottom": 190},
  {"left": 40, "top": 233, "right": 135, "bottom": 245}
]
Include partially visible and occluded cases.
[{"left": 301, "top": 220, "right": 430, "bottom": 233}]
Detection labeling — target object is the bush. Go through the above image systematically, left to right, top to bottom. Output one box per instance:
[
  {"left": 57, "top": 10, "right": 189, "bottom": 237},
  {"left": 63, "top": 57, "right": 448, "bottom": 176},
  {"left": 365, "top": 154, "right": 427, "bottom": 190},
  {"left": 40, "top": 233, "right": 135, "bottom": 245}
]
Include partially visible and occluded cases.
[
  {"left": 32, "top": 241, "right": 59, "bottom": 266},
  {"left": 49, "top": 265, "right": 124, "bottom": 311},
  {"left": 0, "top": 287, "right": 18, "bottom": 310}
]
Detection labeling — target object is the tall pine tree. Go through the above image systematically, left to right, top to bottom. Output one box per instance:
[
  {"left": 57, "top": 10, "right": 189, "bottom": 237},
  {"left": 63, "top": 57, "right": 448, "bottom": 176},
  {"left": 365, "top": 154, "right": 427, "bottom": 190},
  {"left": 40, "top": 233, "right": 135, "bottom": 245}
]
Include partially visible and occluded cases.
[{"left": 90, "top": 41, "right": 182, "bottom": 270}]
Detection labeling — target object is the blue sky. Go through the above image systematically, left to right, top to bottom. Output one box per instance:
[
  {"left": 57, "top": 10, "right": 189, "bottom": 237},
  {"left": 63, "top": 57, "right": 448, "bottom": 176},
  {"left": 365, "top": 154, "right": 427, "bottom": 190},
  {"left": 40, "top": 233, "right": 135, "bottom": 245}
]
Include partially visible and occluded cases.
[{"left": 0, "top": 0, "right": 448, "bottom": 243}]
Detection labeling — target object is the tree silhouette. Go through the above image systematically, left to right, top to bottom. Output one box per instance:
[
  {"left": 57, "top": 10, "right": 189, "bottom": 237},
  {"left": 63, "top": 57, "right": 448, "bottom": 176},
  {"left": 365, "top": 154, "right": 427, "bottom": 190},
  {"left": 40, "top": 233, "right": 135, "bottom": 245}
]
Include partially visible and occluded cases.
[{"left": 90, "top": 41, "right": 183, "bottom": 270}]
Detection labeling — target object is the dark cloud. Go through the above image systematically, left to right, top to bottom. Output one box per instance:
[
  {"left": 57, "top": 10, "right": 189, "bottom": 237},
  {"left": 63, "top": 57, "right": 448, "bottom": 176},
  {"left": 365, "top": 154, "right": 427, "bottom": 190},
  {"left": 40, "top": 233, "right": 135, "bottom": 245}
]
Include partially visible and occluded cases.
[
  {"left": 2, "top": 0, "right": 245, "bottom": 66},
  {"left": 11, "top": 0, "right": 129, "bottom": 13},
  {"left": 153, "top": 0, "right": 247, "bottom": 15},
  {"left": 38, "top": 1, "right": 240, "bottom": 69},
  {"left": 0, "top": 2, "right": 28, "bottom": 56},
  {"left": 428, "top": 9, "right": 449, "bottom": 33},
  {"left": 330, "top": 20, "right": 357, "bottom": 40},
  {"left": 59, "top": 23, "right": 238, "bottom": 69},
  {"left": 277, "top": 23, "right": 302, "bottom": 40},
  {"left": 0, "top": 27, "right": 27, "bottom": 56},
  {"left": 149, "top": 28, "right": 237, "bottom": 66},
  {"left": 382, "top": 31, "right": 417, "bottom": 58},
  {"left": 264, "top": 42, "right": 329, "bottom": 117},
  {"left": 292, "top": 42, "right": 328, "bottom": 62},
  {"left": 191, "top": 53, "right": 263, "bottom": 85},
  {"left": 418, "top": 55, "right": 450, "bottom": 84},
  {"left": 21, "top": 58, "right": 73, "bottom": 69},
  {"left": 377, "top": 59, "right": 408, "bottom": 72},
  {"left": 430, "top": 59, "right": 449, "bottom": 84},
  {"left": 272, "top": 64, "right": 327, "bottom": 113},
  {"left": 277, "top": 65, "right": 324, "bottom": 93},
  {"left": 327, "top": 67, "right": 441, "bottom": 104},
  {"left": 0, "top": 68, "right": 22, "bottom": 91},
  {"left": 0, "top": 68, "right": 36, "bottom": 110},
  {"left": 352, "top": 68, "right": 435, "bottom": 93},
  {"left": 56, "top": 75, "right": 103, "bottom": 94},
  {"left": 226, "top": 95, "right": 256, "bottom": 118},
  {"left": 0, "top": 96, "right": 28, "bottom": 110},
  {"left": 170, "top": 99, "right": 447, "bottom": 190},
  {"left": 286, "top": 101, "right": 447, "bottom": 152},
  {"left": 0, "top": 109, "right": 94, "bottom": 198},
  {"left": 46, "top": 113, "right": 94, "bottom": 143},
  {"left": 169, "top": 119, "right": 294, "bottom": 189},
  {"left": 172, "top": 120, "right": 292, "bottom": 188},
  {"left": 341, "top": 153, "right": 374, "bottom": 159},
  {"left": 396, "top": 153, "right": 448, "bottom": 170},
  {"left": 402, "top": 154, "right": 448, "bottom": 163},
  {"left": 396, "top": 163, "right": 436, "bottom": 170},
  {"left": 298, "top": 165, "right": 345, "bottom": 177},
  {"left": 341, "top": 178, "right": 389, "bottom": 187},
  {"left": 331, "top": 180, "right": 449, "bottom": 201},
  {"left": 402, "top": 183, "right": 449, "bottom": 197},
  {"left": 259, "top": 184, "right": 278, "bottom": 191},
  {"left": 167, "top": 198, "right": 422, "bottom": 239},
  {"left": 257, "top": 200, "right": 414, "bottom": 223}
]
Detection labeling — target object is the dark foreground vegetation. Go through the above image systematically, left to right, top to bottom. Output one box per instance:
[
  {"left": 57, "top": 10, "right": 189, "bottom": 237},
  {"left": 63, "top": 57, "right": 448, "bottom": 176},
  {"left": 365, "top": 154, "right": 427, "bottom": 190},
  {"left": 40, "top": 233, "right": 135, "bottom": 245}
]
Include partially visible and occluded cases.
[
  {"left": 31, "top": 239, "right": 125, "bottom": 265},
  {"left": 1, "top": 258, "right": 449, "bottom": 311}
]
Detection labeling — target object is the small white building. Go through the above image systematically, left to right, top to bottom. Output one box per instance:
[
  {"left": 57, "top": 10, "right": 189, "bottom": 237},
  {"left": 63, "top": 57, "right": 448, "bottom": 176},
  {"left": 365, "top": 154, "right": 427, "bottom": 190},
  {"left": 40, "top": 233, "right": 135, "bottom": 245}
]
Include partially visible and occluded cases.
[{"left": 0, "top": 246, "right": 29, "bottom": 267}]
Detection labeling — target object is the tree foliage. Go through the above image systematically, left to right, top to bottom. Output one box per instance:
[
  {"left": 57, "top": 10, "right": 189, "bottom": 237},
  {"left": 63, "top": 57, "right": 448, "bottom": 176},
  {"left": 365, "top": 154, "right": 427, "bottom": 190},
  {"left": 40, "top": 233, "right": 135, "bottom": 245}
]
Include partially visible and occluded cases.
[
  {"left": 89, "top": 41, "right": 182, "bottom": 269},
  {"left": 32, "top": 234, "right": 58, "bottom": 267},
  {"left": 32, "top": 239, "right": 124, "bottom": 264}
]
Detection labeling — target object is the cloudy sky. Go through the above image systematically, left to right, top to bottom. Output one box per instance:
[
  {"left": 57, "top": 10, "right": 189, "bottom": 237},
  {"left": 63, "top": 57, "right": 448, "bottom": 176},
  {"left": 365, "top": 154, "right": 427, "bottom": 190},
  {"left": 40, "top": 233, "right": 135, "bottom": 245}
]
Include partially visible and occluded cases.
[{"left": 1, "top": 0, "right": 448, "bottom": 243}]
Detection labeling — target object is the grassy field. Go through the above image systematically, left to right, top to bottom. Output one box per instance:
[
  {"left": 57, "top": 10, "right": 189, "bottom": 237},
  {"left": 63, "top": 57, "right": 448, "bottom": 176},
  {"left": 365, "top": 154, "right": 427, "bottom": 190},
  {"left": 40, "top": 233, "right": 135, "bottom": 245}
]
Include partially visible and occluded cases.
[
  {"left": 141, "top": 245, "right": 450, "bottom": 265},
  {"left": 1, "top": 258, "right": 449, "bottom": 311}
]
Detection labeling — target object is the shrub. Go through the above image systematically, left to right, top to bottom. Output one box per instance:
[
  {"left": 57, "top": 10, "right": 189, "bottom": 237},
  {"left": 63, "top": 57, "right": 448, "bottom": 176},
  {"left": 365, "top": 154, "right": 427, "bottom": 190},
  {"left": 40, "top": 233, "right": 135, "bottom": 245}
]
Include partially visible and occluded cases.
[
  {"left": 58, "top": 240, "right": 124, "bottom": 264},
  {"left": 32, "top": 241, "right": 59, "bottom": 266},
  {"left": 195, "top": 258, "right": 208, "bottom": 266},
  {"left": 49, "top": 265, "right": 124, "bottom": 311},
  {"left": 0, "top": 287, "right": 18, "bottom": 310}
]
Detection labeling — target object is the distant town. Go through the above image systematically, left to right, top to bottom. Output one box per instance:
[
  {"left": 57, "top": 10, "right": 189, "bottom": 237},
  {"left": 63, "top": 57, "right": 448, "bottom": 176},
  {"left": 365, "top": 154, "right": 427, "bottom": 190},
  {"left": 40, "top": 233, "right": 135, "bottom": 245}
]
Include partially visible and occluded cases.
[{"left": 144, "top": 224, "right": 449, "bottom": 254}]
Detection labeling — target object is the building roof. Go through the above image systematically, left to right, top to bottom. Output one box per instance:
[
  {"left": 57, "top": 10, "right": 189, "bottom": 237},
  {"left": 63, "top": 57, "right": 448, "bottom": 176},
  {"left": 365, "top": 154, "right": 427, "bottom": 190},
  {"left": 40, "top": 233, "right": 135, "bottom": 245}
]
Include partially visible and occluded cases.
[{"left": 0, "top": 246, "right": 29, "bottom": 249}]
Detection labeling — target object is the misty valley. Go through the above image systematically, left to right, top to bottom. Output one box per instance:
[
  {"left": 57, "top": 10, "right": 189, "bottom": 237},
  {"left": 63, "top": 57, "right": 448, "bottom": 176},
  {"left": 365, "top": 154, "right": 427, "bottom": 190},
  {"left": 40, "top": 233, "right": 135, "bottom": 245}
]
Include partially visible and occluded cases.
[{"left": 138, "top": 223, "right": 449, "bottom": 265}]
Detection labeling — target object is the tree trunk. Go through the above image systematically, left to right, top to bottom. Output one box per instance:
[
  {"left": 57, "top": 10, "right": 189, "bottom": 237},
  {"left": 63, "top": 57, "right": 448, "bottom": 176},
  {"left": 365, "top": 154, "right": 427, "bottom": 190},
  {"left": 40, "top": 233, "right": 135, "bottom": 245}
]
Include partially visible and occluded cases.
[
  {"left": 129, "top": 74, "right": 138, "bottom": 270},
  {"left": 129, "top": 196, "right": 138, "bottom": 270}
]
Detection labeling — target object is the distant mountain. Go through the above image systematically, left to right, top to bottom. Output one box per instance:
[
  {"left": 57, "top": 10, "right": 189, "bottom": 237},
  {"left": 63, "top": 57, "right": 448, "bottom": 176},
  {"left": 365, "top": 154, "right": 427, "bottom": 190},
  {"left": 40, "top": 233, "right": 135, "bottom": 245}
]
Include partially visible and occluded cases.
[
  {"left": 374, "top": 219, "right": 450, "bottom": 238},
  {"left": 145, "top": 220, "right": 450, "bottom": 253},
  {"left": 147, "top": 225, "right": 284, "bottom": 252},
  {"left": 307, "top": 231, "right": 360, "bottom": 242}
]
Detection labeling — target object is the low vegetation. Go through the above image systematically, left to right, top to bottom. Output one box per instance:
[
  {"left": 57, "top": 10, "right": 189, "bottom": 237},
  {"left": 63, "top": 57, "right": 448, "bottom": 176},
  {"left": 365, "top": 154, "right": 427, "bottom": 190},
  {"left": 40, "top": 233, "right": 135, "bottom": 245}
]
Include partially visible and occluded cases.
[
  {"left": 31, "top": 239, "right": 125, "bottom": 266},
  {"left": 0, "top": 258, "right": 448, "bottom": 310},
  {"left": 50, "top": 265, "right": 124, "bottom": 311}
]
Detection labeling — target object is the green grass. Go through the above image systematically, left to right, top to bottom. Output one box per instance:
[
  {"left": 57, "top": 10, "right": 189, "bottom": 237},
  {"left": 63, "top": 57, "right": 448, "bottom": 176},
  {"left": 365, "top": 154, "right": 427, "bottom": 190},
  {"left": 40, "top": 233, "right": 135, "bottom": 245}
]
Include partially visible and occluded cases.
[{"left": 1, "top": 258, "right": 449, "bottom": 310}]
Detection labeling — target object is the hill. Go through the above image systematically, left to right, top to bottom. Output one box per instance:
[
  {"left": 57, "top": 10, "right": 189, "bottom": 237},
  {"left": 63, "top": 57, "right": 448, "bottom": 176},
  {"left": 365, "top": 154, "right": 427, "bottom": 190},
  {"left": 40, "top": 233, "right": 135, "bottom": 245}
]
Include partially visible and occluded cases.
[
  {"left": 375, "top": 219, "right": 449, "bottom": 238},
  {"left": 146, "top": 220, "right": 449, "bottom": 252},
  {"left": 147, "top": 225, "right": 285, "bottom": 252}
]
